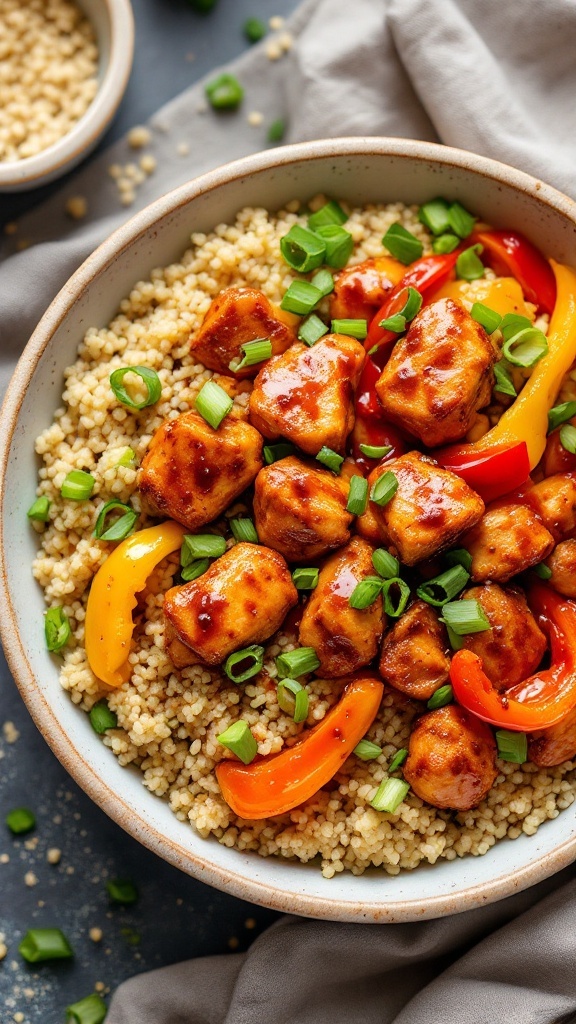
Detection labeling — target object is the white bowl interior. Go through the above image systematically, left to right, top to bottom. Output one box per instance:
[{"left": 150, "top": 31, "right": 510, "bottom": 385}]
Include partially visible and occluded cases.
[{"left": 3, "top": 141, "right": 576, "bottom": 920}]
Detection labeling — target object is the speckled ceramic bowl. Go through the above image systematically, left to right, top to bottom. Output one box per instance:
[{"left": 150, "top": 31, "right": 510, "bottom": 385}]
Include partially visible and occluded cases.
[{"left": 2, "top": 138, "right": 576, "bottom": 921}]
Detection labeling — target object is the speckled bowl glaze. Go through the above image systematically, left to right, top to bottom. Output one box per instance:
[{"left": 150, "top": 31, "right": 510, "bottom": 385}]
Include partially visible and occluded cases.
[
  {"left": 0, "top": 0, "right": 134, "bottom": 192},
  {"left": 2, "top": 138, "right": 576, "bottom": 922}
]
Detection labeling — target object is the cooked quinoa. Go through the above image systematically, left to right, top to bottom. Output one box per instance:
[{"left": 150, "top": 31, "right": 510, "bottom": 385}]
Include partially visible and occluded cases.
[{"left": 31, "top": 199, "right": 576, "bottom": 877}]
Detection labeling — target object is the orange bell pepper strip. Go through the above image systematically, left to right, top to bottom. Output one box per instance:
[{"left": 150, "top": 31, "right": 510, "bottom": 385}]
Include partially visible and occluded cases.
[
  {"left": 85, "top": 521, "right": 186, "bottom": 687},
  {"left": 450, "top": 583, "right": 576, "bottom": 732},
  {"left": 216, "top": 674, "right": 384, "bottom": 819}
]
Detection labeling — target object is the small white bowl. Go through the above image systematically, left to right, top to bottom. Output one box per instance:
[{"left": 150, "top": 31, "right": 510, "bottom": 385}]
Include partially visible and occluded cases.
[{"left": 0, "top": 0, "right": 134, "bottom": 193}]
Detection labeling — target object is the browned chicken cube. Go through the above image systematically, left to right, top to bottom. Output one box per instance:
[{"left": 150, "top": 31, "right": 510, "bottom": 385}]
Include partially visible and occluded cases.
[
  {"left": 330, "top": 256, "right": 404, "bottom": 321},
  {"left": 190, "top": 287, "right": 298, "bottom": 378},
  {"left": 375, "top": 298, "right": 496, "bottom": 448},
  {"left": 249, "top": 334, "right": 365, "bottom": 456},
  {"left": 138, "top": 411, "right": 263, "bottom": 531},
  {"left": 368, "top": 451, "right": 484, "bottom": 566},
  {"left": 253, "top": 455, "right": 353, "bottom": 563},
  {"left": 525, "top": 473, "right": 576, "bottom": 542},
  {"left": 355, "top": 504, "right": 383, "bottom": 545},
  {"left": 464, "top": 504, "right": 555, "bottom": 583},
  {"left": 298, "top": 537, "right": 385, "bottom": 678},
  {"left": 544, "top": 538, "right": 576, "bottom": 598},
  {"left": 164, "top": 542, "right": 298, "bottom": 666},
  {"left": 462, "top": 584, "right": 546, "bottom": 691},
  {"left": 379, "top": 599, "right": 451, "bottom": 701},
  {"left": 403, "top": 705, "right": 497, "bottom": 811},
  {"left": 528, "top": 707, "right": 576, "bottom": 767}
]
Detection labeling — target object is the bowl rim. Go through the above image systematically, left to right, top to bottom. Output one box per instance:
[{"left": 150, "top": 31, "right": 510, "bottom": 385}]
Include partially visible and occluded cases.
[
  {"left": 0, "top": 0, "right": 134, "bottom": 189},
  {"left": 2, "top": 136, "right": 576, "bottom": 922}
]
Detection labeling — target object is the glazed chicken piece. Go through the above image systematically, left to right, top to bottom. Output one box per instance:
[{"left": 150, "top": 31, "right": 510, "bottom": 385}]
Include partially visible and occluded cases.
[
  {"left": 329, "top": 255, "right": 404, "bottom": 321},
  {"left": 190, "top": 287, "right": 298, "bottom": 378},
  {"left": 375, "top": 298, "right": 497, "bottom": 448},
  {"left": 249, "top": 334, "right": 365, "bottom": 455},
  {"left": 138, "top": 411, "right": 263, "bottom": 531},
  {"left": 541, "top": 422, "right": 576, "bottom": 477},
  {"left": 367, "top": 451, "right": 484, "bottom": 565},
  {"left": 253, "top": 455, "right": 353, "bottom": 563},
  {"left": 524, "top": 473, "right": 576, "bottom": 542},
  {"left": 464, "top": 504, "right": 555, "bottom": 583},
  {"left": 298, "top": 536, "right": 385, "bottom": 678},
  {"left": 544, "top": 538, "right": 576, "bottom": 598},
  {"left": 164, "top": 542, "right": 298, "bottom": 666},
  {"left": 461, "top": 584, "right": 546, "bottom": 691},
  {"left": 379, "top": 598, "right": 450, "bottom": 701},
  {"left": 403, "top": 705, "right": 497, "bottom": 811},
  {"left": 528, "top": 707, "right": 576, "bottom": 767}
]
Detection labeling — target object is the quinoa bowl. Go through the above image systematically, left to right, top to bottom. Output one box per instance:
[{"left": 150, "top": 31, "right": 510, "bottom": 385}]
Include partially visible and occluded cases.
[{"left": 2, "top": 138, "right": 576, "bottom": 922}]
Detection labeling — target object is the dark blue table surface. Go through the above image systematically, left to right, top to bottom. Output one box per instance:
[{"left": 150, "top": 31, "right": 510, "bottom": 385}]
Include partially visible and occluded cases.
[{"left": 0, "top": 1, "right": 299, "bottom": 1020}]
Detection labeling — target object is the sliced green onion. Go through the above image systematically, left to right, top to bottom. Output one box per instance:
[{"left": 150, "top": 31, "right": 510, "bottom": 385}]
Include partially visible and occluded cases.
[
  {"left": 189, "top": 0, "right": 218, "bottom": 10},
  {"left": 243, "top": 16, "right": 266, "bottom": 42},
  {"left": 205, "top": 73, "right": 244, "bottom": 109},
  {"left": 267, "top": 118, "right": 285, "bottom": 143},
  {"left": 418, "top": 198, "right": 450, "bottom": 236},
  {"left": 308, "top": 200, "right": 347, "bottom": 231},
  {"left": 447, "top": 201, "right": 476, "bottom": 239},
  {"left": 382, "top": 223, "right": 423, "bottom": 265},
  {"left": 314, "top": 224, "right": 354, "bottom": 269},
  {"left": 280, "top": 225, "right": 326, "bottom": 273},
  {"left": 432, "top": 233, "right": 460, "bottom": 254},
  {"left": 456, "top": 244, "right": 484, "bottom": 281},
  {"left": 310, "top": 269, "right": 335, "bottom": 296},
  {"left": 280, "top": 280, "right": 323, "bottom": 315},
  {"left": 397, "top": 286, "right": 423, "bottom": 323},
  {"left": 470, "top": 302, "right": 502, "bottom": 334},
  {"left": 379, "top": 313, "right": 406, "bottom": 333},
  {"left": 499, "top": 313, "right": 532, "bottom": 340},
  {"left": 298, "top": 314, "right": 328, "bottom": 346},
  {"left": 330, "top": 318, "right": 368, "bottom": 339},
  {"left": 502, "top": 327, "right": 548, "bottom": 368},
  {"left": 231, "top": 337, "right": 272, "bottom": 372},
  {"left": 493, "top": 361, "right": 517, "bottom": 397},
  {"left": 109, "top": 365, "right": 162, "bottom": 410},
  {"left": 195, "top": 379, "right": 233, "bottom": 429},
  {"left": 548, "top": 401, "right": 576, "bottom": 432},
  {"left": 560, "top": 424, "right": 576, "bottom": 454},
  {"left": 263, "top": 442, "right": 296, "bottom": 464},
  {"left": 359, "top": 443, "right": 392, "bottom": 460},
  {"left": 316, "top": 446, "right": 343, "bottom": 473},
  {"left": 116, "top": 447, "right": 136, "bottom": 467},
  {"left": 61, "top": 469, "right": 94, "bottom": 501},
  {"left": 370, "top": 470, "right": 398, "bottom": 506},
  {"left": 346, "top": 475, "right": 369, "bottom": 515},
  {"left": 27, "top": 496, "right": 51, "bottom": 522},
  {"left": 93, "top": 500, "right": 138, "bottom": 542},
  {"left": 230, "top": 517, "right": 258, "bottom": 543},
  {"left": 182, "top": 533, "right": 226, "bottom": 562},
  {"left": 372, "top": 548, "right": 399, "bottom": 579},
  {"left": 445, "top": 548, "right": 472, "bottom": 573},
  {"left": 181, "top": 558, "right": 210, "bottom": 582},
  {"left": 533, "top": 561, "right": 552, "bottom": 580},
  {"left": 416, "top": 565, "right": 470, "bottom": 607},
  {"left": 292, "top": 567, "right": 319, "bottom": 590},
  {"left": 348, "top": 576, "right": 383, "bottom": 610},
  {"left": 381, "top": 577, "right": 410, "bottom": 618},
  {"left": 440, "top": 599, "right": 491, "bottom": 636},
  {"left": 45, "top": 607, "right": 71, "bottom": 653},
  {"left": 446, "top": 624, "right": 465, "bottom": 651},
  {"left": 224, "top": 644, "right": 265, "bottom": 683},
  {"left": 276, "top": 646, "right": 320, "bottom": 679},
  {"left": 277, "top": 677, "right": 309, "bottom": 723},
  {"left": 427, "top": 684, "right": 454, "bottom": 710},
  {"left": 89, "top": 699, "right": 118, "bottom": 734},
  {"left": 217, "top": 720, "right": 257, "bottom": 764},
  {"left": 495, "top": 729, "right": 527, "bottom": 764},
  {"left": 353, "top": 739, "right": 382, "bottom": 761},
  {"left": 388, "top": 748, "right": 408, "bottom": 773},
  {"left": 370, "top": 777, "right": 410, "bottom": 813},
  {"left": 5, "top": 807, "right": 35, "bottom": 835},
  {"left": 106, "top": 878, "right": 139, "bottom": 905},
  {"left": 19, "top": 928, "right": 73, "bottom": 963},
  {"left": 66, "top": 992, "right": 107, "bottom": 1024}
]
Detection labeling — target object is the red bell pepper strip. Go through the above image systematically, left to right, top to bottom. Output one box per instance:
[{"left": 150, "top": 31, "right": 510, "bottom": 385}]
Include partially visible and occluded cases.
[
  {"left": 473, "top": 229, "right": 556, "bottom": 316},
  {"left": 351, "top": 355, "right": 407, "bottom": 473},
  {"left": 435, "top": 440, "right": 531, "bottom": 504},
  {"left": 450, "top": 583, "right": 576, "bottom": 732}
]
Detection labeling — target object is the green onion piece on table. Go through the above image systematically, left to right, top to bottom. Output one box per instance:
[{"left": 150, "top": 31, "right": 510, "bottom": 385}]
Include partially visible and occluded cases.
[
  {"left": 189, "top": 0, "right": 218, "bottom": 11},
  {"left": 243, "top": 16, "right": 266, "bottom": 42},
  {"left": 205, "top": 73, "right": 244, "bottom": 110},
  {"left": 267, "top": 118, "right": 285, "bottom": 143},
  {"left": 418, "top": 198, "right": 451, "bottom": 236},
  {"left": 307, "top": 200, "right": 347, "bottom": 231},
  {"left": 447, "top": 201, "right": 476, "bottom": 239},
  {"left": 382, "top": 223, "right": 423, "bottom": 265},
  {"left": 280, "top": 224, "right": 327, "bottom": 273},
  {"left": 314, "top": 224, "right": 354, "bottom": 269},
  {"left": 432, "top": 233, "right": 460, "bottom": 254},
  {"left": 456, "top": 244, "right": 484, "bottom": 281},
  {"left": 310, "top": 269, "right": 335, "bottom": 295},
  {"left": 280, "top": 280, "right": 323, "bottom": 315},
  {"left": 470, "top": 302, "right": 502, "bottom": 334},
  {"left": 379, "top": 313, "right": 406, "bottom": 333},
  {"left": 298, "top": 314, "right": 329, "bottom": 346},
  {"left": 331, "top": 318, "right": 368, "bottom": 339},
  {"left": 502, "top": 327, "right": 548, "bottom": 368},
  {"left": 230, "top": 338, "right": 272, "bottom": 372},
  {"left": 493, "top": 361, "right": 517, "bottom": 397},
  {"left": 109, "top": 365, "right": 162, "bottom": 410},
  {"left": 194, "top": 379, "right": 233, "bottom": 429},
  {"left": 548, "top": 400, "right": 576, "bottom": 432},
  {"left": 560, "top": 424, "right": 576, "bottom": 454},
  {"left": 263, "top": 442, "right": 296, "bottom": 464},
  {"left": 359, "top": 443, "right": 392, "bottom": 460},
  {"left": 315, "top": 446, "right": 344, "bottom": 473},
  {"left": 61, "top": 470, "right": 95, "bottom": 501},
  {"left": 370, "top": 471, "right": 398, "bottom": 506},
  {"left": 346, "top": 475, "right": 369, "bottom": 515},
  {"left": 27, "top": 496, "right": 51, "bottom": 522},
  {"left": 93, "top": 500, "right": 138, "bottom": 542},
  {"left": 230, "top": 517, "right": 258, "bottom": 543},
  {"left": 182, "top": 534, "right": 227, "bottom": 561},
  {"left": 372, "top": 548, "right": 399, "bottom": 579},
  {"left": 445, "top": 548, "right": 473, "bottom": 572},
  {"left": 181, "top": 558, "right": 210, "bottom": 582},
  {"left": 533, "top": 562, "right": 553, "bottom": 580},
  {"left": 416, "top": 565, "right": 470, "bottom": 607},
  {"left": 292, "top": 567, "right": 319, "bottom": 590},
  {"left": 348, "top": 576, "right": 383, "bottom": 610},
  {"left": 381, "top": 577, "right": 410, "bottom": 617},
  {"left": 440, "top": 599, "right": 491, "bottom": 635},
  {"left": 45, "top": 607, "right": 71, "bottom": 652},
  {"left": 224, "top": 644, "right": 265, "bottom": 683},
  {"left": 276, "top": 646, "right": 320, "bottom": 679},
  {"left": 277, "top": 677, "right": 309, "bottom": 723},
  {"left": 427, "top": 684, "right": 454, "bottom": 710},
  {"left": 89, "top": 699, "right": 118, "bottom": 734},
  {"left": 217, "top": 721, "right": 257, "bottom": 764},
  {"left": 496, "top": 729, "right": 528, "bottom": 764},
  {"left": 353, "top": 739, "right": 382, "bottom": 761},
  {"left": 387, "top": 748, "right": 408, "bottom": 773},
  {"left": 370, "top": 778, "right": 410, "bottom": 813},
  {"left": 5, "top": 807, "right": 36, "bottom": 835},
  {"left": 106, "top": 878, "right": 139, "bottom": 905},
  {"left": 19, "top": 928, "right": 73, "bottom": 963},
  {"left": 66, "top": 992, "right": 107, "bottom": 1024}
]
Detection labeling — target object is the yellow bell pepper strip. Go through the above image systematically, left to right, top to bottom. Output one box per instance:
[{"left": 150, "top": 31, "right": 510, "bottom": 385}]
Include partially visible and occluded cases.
[
  {"left": 431, "top": 276, "right": 532, "bottom": 320},
  {"left": 85, "top": 521, "right": 186, "bottom": 687},
  {"left": 216, "top": 674, "right": 384, "bottom": 819}
]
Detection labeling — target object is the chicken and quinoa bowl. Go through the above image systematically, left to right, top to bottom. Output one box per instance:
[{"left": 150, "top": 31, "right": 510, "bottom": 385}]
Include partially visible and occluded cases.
[{"left": 29, "top": 194, "right": 576, "bottom": 878}]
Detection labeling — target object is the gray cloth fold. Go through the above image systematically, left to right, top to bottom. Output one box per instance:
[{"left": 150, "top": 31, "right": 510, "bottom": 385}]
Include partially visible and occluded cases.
[{"left": 2, "top": 0, "right": 576, "bottom": 1020}]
